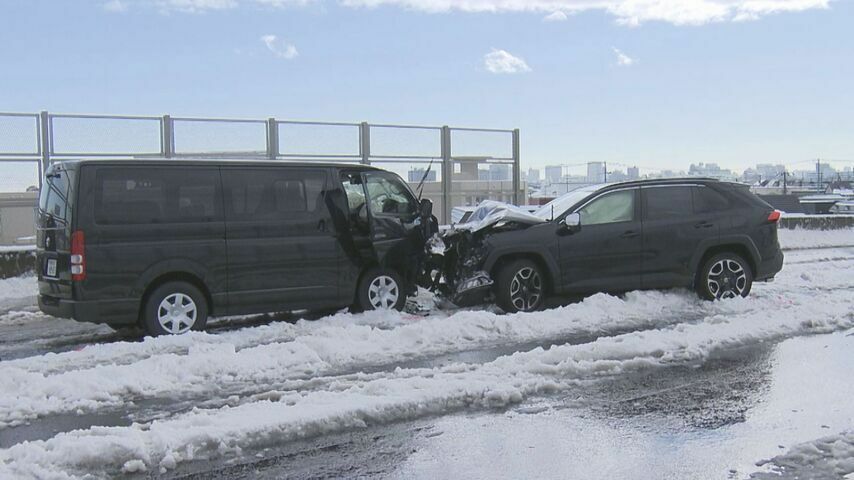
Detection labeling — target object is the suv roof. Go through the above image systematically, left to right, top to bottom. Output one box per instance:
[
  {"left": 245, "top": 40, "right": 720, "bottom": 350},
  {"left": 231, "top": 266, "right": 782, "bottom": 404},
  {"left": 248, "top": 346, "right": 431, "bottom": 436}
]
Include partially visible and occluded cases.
[
  {"left": 50, "top": 158, "right": 384, "bottom": 171},
  {"left": 605, "top": 177, "right": 722, "bottom": 188}
]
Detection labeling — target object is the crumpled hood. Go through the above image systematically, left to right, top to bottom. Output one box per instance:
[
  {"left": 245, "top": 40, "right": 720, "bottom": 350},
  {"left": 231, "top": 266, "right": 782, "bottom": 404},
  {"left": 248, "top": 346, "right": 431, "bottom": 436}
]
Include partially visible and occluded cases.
[{"left": 455, "top": 200, "right": 546, "bottom": 233}]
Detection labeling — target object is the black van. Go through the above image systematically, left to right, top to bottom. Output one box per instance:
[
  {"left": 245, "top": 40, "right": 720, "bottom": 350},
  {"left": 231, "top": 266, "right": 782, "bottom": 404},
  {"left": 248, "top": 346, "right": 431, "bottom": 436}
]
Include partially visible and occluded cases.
[{"left": 37, "top": 159, "right": 436, "bottom": 335}]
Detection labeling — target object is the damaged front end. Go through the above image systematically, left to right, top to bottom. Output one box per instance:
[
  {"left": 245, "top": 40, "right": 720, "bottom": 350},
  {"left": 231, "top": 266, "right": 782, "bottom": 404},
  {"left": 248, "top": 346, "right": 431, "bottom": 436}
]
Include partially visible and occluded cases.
[{"left": 421, "top": 201, "right": 547, "bottom": 306}]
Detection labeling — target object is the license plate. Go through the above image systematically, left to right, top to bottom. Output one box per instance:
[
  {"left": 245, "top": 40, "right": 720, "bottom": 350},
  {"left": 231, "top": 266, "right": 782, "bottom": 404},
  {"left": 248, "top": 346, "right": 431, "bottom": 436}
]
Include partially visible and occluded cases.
[{"left": 45, "top": 259, "right": 57, "bottom": 278}]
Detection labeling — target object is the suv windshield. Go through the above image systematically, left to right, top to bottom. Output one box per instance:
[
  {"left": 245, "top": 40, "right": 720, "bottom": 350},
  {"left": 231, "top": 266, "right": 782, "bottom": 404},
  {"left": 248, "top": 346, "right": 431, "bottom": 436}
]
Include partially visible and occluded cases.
[{"left": 533, "top": 184, "right": 604, "bottom": 220}]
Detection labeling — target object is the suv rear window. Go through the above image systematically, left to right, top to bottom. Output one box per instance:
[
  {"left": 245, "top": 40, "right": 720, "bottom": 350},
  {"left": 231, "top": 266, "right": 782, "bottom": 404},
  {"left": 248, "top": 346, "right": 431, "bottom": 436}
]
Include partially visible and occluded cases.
[
  {"left": 94, "top": 167, "right": 221, "bottom": 225},
  {"left": 643, "top": 186, "right": 693, "bottom": 219},
  {"left": 693, "top": 186, "right": 730, "bottom": 213}
]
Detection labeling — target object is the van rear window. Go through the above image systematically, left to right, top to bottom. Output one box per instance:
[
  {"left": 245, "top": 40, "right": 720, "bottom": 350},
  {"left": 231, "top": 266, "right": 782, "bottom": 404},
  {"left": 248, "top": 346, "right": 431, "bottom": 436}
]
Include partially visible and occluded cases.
[
  {"left": 94, "top": 167, "right": 221, "bottom": 225},
  {"left": 38, "top": 168, "right": 74, "bottom": 228}
]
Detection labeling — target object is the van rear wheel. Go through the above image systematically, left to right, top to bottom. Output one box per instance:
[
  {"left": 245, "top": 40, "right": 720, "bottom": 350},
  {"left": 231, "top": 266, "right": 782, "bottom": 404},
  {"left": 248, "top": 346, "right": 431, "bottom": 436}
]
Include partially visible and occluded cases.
[{"left": 143, "top": 281, "right": 208, "bottom": 336}]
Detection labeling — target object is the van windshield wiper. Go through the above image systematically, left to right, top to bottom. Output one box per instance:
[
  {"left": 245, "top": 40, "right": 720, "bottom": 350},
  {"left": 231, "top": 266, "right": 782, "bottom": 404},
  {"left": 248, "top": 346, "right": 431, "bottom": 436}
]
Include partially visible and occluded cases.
[{"left": 416, "top": 157, "right": 435, "bottom": 201}]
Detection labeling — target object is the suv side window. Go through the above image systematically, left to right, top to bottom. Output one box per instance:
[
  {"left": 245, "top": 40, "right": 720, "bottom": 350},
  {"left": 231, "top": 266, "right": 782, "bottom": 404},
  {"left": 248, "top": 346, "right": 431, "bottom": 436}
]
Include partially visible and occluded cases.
[
  {"left": 95, "top": 167, "right": 221, "bottom": 225},
  {"left": 226, "top": 168, "right": 326, "bottom": 221},
  {"left": 643, "top": 186, "right": 693, "bottom": 219},
  {"left": 692, "top": 186, "right": 729, "bottom": 213},
  {"left": 578, "top": 189, "right": 635, "bottom": 226}
]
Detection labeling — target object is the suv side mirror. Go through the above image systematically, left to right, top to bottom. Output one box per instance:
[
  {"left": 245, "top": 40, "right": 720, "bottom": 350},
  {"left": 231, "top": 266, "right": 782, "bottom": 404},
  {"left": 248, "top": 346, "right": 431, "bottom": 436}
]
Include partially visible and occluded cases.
[
  {"left": 420, "top": 198, "right": 433, "bottom": 219},
  {"left": 560, "top": 212, "right": 581, "bottom": 233}
]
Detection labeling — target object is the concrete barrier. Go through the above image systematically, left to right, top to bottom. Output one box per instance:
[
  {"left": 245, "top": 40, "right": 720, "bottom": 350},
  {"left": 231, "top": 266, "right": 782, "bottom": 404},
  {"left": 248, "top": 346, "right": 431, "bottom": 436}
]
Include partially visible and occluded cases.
[{"left": 780, "top": 215, "right": 854, "bottom": 230}]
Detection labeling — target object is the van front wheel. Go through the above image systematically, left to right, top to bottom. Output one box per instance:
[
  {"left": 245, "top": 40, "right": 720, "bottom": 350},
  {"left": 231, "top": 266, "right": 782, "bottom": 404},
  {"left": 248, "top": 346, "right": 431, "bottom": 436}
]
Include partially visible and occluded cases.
[
  {"left": 356, "top": 268, "right": 406, "bottom": 312},
  {"left": 143, "top": 281, "right": 209, "bottom": 336}
]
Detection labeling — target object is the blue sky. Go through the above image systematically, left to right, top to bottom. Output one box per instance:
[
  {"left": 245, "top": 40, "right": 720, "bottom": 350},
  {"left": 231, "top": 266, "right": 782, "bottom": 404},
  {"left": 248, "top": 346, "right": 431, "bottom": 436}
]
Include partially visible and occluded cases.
[{"left": 2, "top": 0, "right": 853, "bottom": 176}]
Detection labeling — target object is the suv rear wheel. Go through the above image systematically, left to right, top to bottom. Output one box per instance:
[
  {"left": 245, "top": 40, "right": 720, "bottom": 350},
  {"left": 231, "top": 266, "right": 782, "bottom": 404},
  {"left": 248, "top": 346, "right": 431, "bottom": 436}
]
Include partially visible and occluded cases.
[
  {"left": 697, "top": 253, "right": 753, "bottom": 300},
  {"left": 496, "top": 259, "right": 545, "bottom": 313},
  {"left": 143, "top": 281, "right": 209, "bottom": 336}
]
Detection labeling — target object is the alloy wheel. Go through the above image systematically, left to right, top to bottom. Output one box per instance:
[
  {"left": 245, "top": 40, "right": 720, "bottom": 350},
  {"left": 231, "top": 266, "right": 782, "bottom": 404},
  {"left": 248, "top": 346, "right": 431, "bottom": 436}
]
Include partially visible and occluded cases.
[
  {"left": 706, "top": 259, "right": 748, "bottom": 299},
  {"left": 509, "top": 267, "right": 542, "bottom": 312}
]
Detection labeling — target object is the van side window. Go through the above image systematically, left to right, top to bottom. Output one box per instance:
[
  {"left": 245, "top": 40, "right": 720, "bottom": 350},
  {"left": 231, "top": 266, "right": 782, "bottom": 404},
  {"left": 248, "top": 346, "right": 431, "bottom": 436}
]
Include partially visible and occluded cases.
[
  {"left": 95, "top": 167, "right": 221, "bottom": 225},
  {"left": 225, "top": 168, "right": 326, "bottom": 220},
  {"left": 365, "top": 173, "right": 417, "bottom": 218}
]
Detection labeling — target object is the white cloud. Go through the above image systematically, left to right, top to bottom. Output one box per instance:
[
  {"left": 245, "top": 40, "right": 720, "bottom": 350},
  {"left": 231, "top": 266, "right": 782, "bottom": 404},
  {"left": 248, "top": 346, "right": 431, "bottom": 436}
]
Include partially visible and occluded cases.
[
  {"left": 103, "top": 0, "right": 129, "bottom": 12},
  {"left": 156, "top": 0, "right": 238, "bottom": 13},
  {"left": 339, "top": 0, "right": 832, "bottom": 26},
  {"left": 543, "top": 11, "right": 568, "bottom": 22},
  {"left": 261, "top": 34, "right": 300, "bottom": 59},
  {"left": 612, "top": 47, "right": 635, "bottom": 66},
  {"left": 483, "top": 48, "right": 530, "bottom": 74}
]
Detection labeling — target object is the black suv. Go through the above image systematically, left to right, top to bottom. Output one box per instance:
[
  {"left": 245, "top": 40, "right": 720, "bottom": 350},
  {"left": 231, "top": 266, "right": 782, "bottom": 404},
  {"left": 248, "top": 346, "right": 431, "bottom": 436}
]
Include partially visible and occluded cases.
[
  {"left": 36, "top": 159, "right": 435, "bottom": 335},
  {"left": 437, "top": 178, "right": 784, "bottom": 313}
]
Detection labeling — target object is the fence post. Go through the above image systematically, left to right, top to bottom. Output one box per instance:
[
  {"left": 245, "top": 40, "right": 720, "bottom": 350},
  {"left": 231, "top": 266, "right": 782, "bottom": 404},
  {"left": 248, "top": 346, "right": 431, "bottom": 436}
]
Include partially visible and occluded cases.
[
  {"left": 38, "top": 111, "right": 50, "bottom": 185},
  {"left": 161, "top": 115, "right": 174, "bottom": 158},
  {"left": 267, "top": 118, "right": 278, "bottom": 160},
  {"left": 360, "top": 122, "right": 371, "bottom": 165},
  {"left": 441, "top": 126, "right": 452, "bottom": 225},
  {"left": 512, "top": 128, "right": 521, "bottom": 206}
]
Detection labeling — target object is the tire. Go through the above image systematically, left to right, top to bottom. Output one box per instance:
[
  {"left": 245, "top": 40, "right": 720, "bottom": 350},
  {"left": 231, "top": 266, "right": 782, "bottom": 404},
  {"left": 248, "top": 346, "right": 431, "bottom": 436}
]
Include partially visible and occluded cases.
[
  {"left": 696, "top": 253, "right": 753, "bottom": 301},
  {"left": 495, "top": 259, "right": 546, "bottom": 313},
  {"left": 356, "top": 268, "right": 406, "bottom": 312},
  {"left": 142, "top": 281, "right": 209, "bottom": 336}
]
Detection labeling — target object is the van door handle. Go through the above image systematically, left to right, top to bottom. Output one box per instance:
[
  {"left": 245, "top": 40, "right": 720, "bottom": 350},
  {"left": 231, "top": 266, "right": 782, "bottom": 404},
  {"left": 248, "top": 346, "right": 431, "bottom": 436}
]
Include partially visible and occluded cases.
[
  {"left": 317, "top": 219, "right": 327, "bottom": 232},
  {"left": 694, "top": 221, "right": 714, "bottom": 229},
  {"left": 620, "top": 230, "right": 639, "bottom": 239}
]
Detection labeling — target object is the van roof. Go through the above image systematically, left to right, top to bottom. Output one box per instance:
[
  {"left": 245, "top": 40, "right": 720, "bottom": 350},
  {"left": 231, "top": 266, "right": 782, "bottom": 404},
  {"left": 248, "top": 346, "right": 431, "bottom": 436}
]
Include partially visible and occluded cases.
[{"left": 52, "top": 158, "right": 386, "bottom": 171}]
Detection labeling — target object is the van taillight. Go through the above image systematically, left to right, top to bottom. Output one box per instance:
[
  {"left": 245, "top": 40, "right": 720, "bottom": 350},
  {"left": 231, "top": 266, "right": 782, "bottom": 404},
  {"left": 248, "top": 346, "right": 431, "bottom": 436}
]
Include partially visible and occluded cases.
[
  {"left": 767, "top": 210, "right": 781, "bottom": 223},
  {"left": 71, "top": 230, "right": 86, "bottom": 281}
]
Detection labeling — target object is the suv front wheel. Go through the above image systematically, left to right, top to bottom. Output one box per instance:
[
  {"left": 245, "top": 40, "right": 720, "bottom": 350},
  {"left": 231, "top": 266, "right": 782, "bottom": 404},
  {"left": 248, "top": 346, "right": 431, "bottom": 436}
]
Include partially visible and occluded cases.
[
  {"left": 697, "top": 253, "right": 753, "bottom": 300},
  {"left": 496, "top": 259, "right": 546, "bottom": 314}
]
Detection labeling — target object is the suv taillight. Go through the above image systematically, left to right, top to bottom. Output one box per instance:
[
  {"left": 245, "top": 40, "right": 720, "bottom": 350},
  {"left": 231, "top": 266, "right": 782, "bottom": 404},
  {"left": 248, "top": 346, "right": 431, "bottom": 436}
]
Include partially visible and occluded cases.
[
  {"left": 767, "top": 210, "right": 781, "bottom": 223},
  {"left": 70, "top": 230, "right": 86, "bottom": 281}
]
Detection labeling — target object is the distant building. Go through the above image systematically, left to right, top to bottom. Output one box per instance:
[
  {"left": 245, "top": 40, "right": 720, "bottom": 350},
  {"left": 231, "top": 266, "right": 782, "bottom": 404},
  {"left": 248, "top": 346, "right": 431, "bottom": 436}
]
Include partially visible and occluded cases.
[
  {"left": 586, "top": 162, "right": 605, "bottom": 183},
  {"left": 689, "top": 162, "right": 735, "bottom": 180},
  {"left": 545, "top": 165, "right": 563, "bottom": 184},
  {"left": 627, "top": 166, "right": 640, "bottom": 180},
  {"left": 408, "top": 168, "right": 437, "bottom": 183},
  {"left": 527, "top": 168, "right": 540, "bottom": 184}
]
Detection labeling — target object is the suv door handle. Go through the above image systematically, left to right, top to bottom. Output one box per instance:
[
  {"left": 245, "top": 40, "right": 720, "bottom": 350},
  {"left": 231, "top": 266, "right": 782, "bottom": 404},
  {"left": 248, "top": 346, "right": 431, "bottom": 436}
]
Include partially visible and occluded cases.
[
  {"left": 694, "top": 221, "right": 714, "bottom": 229},
  {"left": 620, "top": 230, "right": 639, "bottom": 239}
]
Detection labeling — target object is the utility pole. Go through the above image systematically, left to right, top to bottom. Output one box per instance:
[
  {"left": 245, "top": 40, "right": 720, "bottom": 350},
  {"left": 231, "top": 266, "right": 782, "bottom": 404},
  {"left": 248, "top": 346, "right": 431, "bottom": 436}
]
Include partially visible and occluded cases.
[
  {"left": 816, "top": 159, "right": 822, "bottom": 192},
  {"left": 603, "top": 161, "right": 607, "bottom": 183},
  {"left": 782, "top": 170, "right": 788, "bottom": 195}
]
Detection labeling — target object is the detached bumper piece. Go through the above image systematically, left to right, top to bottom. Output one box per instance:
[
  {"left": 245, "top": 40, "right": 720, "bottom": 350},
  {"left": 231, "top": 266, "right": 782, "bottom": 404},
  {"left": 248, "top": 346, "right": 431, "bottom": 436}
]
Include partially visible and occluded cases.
[{"left": 452, "top": 271, "right": 493, "bottom": 307}]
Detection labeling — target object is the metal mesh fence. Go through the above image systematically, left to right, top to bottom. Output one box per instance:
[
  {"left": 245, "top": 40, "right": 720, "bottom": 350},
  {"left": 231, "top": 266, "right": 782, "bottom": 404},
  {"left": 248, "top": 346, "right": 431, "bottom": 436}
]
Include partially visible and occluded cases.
[
  {"left": 0, "top": 112, "right": 520, "bottom": 223},
  {"left": 0, "top": 113, "right": 40, "bottom": 156},
  {"left": 50, "top": 115, "right": 162, "bottom": 156},
  {"left": 173, "top": 118, "right": 267, "bottom": 157},
  {"left": 277, "top": 122, "right": 361, "bottom": 158},
  {"left": 369, "top": 125, "right": 441, "bottom": 159},
  {"left": 450, "top": 128, "right": 514, "bottom": 160},
  {"left": 0, "top": 160, "right": 40, "bottom": 193}
]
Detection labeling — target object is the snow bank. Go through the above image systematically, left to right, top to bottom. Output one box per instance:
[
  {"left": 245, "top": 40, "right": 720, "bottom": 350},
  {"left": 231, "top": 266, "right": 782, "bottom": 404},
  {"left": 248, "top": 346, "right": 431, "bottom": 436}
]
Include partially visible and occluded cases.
[
  {"left": 779, "top": 227, "right": 854, "bottom": 250},
  {"left": 1, "top": 259, "right": 850, "bottom": 430},
  {"left": 0, "top": 274, "right": 37, "bottom": 302},
  {"left": 1, "top": 288, "right": 851, "bottom": 478},
  {"left": 755, "top": 431, "right": 854, "bottom": 478}
]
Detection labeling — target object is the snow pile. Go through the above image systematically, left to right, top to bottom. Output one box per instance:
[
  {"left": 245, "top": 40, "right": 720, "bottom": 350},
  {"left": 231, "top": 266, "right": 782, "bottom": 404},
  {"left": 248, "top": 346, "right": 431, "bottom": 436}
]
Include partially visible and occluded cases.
[
  {"left": 779, "top": 227, "right": 854, "bottom": 250},
  {"left": 0, "top": 274, "right": 37, "bottom": 302},
  {"left": 1, "top": 290, "right": 851, "bottom": 478},
  {"left": 755, "top": 431, "right": 854, "bottom": 478}
]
